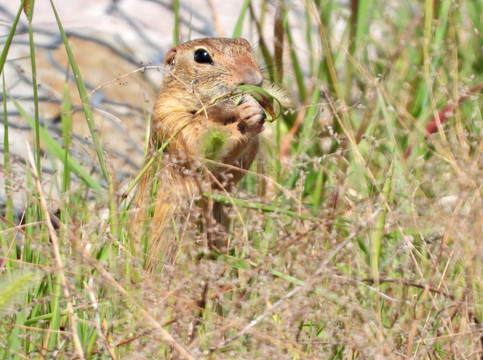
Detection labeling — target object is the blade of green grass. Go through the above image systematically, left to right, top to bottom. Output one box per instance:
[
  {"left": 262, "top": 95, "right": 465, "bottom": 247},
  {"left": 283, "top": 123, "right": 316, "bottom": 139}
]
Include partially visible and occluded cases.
[
  {"left": 0, "top": 0, "right": 25, "bottom": 77},
  {"left": 25, "top": 0, "right": 41, "bottom": 180},
  {"left": 49, "top": 0, "right": 118, "bottom": 234},
  {"left": 172, "top": 0, "right": 179, "bottom": 45},
  {"left": 232, "top": 0, "right": 251, "bottom": 38},
  {"left": 345, "top": 0, "right": 371, "bottom": 103},
  {"left": 355, "top": 0, "right": 371, "bottom": 43},
  {"left": 49, "top": 1, "right": 109, "bottom": 182},
  {"left": 249, "top": 2, "right": 275, "bottom": 82},
  {"left": 315, "top": 3, "right": 349, "bottom": 136},
  {"left": 285, "top": 9, "right": 307, "bottom": 101},
  {"left": 49, "top": 71, "right": 71, "bottom": 352},
  {"left": 61, "top": 75, "right": 72, "bottom": 193},
  {"left": 1, "top": 76, "right": 17, "bottom": 273},
  {"left": 2, "top": 76, "right": 14, "bottom": 225},
  {"left": 294, "top": 88, "right": 321, "bottom": 157},
  {"left": 11, "top": 97, "right": 102, "bottom": 191},
  {"left": 122, "top": 120, "right": 192, "bottom": 199},
  {"left": 369, "top": 163, "right": 393, "bottom": 288},
  {"left": 311, "top": 168, "right": 324, "bottom": 212},
  {"left": 205, "top": 192, "right": 312, "bottom": 221},
  {"left": 272, "top": 269, "right": 304, "bottom": 286},
  {"left": 0, "top": 271, "right": 41, "bottom": 360},
  {"left": 45, "top": 274, "right": 62, "bottom": 353},
  {"left": 4, "top": 303, "right": 26, "bottom": 360}
]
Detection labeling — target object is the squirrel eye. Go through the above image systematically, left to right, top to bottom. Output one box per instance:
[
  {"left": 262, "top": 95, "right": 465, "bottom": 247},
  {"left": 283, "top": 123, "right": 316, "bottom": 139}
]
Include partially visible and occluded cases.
[{"left": 194, "top": 49, "right": 213, "bottom": 64}]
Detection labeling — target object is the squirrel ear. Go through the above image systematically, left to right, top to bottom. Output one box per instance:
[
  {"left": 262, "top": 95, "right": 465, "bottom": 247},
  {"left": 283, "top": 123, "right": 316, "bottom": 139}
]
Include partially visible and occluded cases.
[{"left": 164, "top": 48, "right": 177, "bottom": 70}]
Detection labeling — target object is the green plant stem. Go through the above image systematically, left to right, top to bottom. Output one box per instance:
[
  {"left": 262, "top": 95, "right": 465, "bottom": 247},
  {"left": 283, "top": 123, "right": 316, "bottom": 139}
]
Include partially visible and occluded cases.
[
  {"left": 0, "top": 0, "right": 25, "bottom": 77},
  {"left": 49, "top": 0, "right": 118, "bottom": 236},
  {"left": 172, "top": 0, "right": 179, "bottom": 46},
  {"left": 232, "top": 0, "right": 251, "bottom": 38},
  {"left": 314, "top": 3, "right": 349, "bottom": 135},
  {"left": 27, "top": 8, "right": 41, "bottom": 180},
  {"left": 285, "top": 10, "right": 307, "bottom": 101},
  {"left": 2, "top": 77, "right": 14, "bottom": 226},
  {"left": 61, "top": 79, "right": 72, "bottom": 193},
  {"left": 11, "top": 98, "right": 101, "bottom": 191},
  {"left": 122, "top": 120, "right": 191, "bottom": 199},
  {"left": 26, "top": 143, "right": 85, "bottom": 360},
  {"left": 370, "top": 163, "right": 393, "bottom": 288},
  {"left": 205, "top": 192, "right": 312, "bottom": 221},
  {"left": 44, "top": 275, "right": 61, "bottom": 352}
]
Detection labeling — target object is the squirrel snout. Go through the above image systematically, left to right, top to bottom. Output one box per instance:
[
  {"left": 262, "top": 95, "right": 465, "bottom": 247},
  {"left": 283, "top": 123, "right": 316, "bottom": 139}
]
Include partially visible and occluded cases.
[{"left": 239, "top": 68, "right": 263, "bottom": 87}]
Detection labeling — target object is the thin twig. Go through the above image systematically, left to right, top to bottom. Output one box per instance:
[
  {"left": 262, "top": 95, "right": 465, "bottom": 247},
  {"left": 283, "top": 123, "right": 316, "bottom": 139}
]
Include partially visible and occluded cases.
[
  {"left": 206, "top": 0, "right": 224, "bottom": 36},
  {"left": 84, "top": 65, "right": 162, "bottom": 99},
  {"left": 333, "top": 275, "right": 410, "bottom": 303},
  {"left": 362, "top": 278, "right": 457, "bottom": 301}
]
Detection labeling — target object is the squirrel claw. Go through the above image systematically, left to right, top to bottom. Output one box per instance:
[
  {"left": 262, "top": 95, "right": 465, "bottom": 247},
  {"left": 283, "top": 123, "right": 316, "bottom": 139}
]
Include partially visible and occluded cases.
[{"left": 236, "top": 94, "right": 266, "bottom": 134}]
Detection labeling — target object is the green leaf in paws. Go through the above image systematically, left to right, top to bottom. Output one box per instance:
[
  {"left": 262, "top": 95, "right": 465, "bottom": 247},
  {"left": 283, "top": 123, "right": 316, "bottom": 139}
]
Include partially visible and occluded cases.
[
  {"left": 193, "top": 84, "right": 289, "bottom": 121},
  {"left": 233, "top": 84, "right": 281, "bottom": 122},
  {"left": 201, "top": 127, "right": 229, "bottom": 165}
]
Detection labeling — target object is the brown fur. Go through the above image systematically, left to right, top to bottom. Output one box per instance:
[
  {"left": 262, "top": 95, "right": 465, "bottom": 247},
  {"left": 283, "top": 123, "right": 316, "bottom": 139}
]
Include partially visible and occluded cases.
[{"left": 130, "top": 38, "right": 266, "bottom": 271}]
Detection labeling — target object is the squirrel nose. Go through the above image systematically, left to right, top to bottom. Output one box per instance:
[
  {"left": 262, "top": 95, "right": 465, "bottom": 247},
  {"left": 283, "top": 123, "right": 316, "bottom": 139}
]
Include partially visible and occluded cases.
[{"left": 240, "top": 68, "right": 263, "bottom": 87}]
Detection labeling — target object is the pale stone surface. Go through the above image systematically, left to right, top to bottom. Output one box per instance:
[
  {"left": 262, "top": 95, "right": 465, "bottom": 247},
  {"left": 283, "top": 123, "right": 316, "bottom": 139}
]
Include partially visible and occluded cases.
[{"left": 1, "top": 0, "right": 312, "bottom": 214}]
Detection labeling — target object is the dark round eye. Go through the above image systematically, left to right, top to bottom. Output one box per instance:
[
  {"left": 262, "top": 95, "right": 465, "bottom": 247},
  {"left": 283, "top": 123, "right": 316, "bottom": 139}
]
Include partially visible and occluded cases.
[{"left": 194, "top": 49, "right": 213, "bottom": 64}]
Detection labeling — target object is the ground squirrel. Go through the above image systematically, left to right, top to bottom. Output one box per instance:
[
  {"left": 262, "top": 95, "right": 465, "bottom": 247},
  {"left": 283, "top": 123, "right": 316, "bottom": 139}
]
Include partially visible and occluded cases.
[{"left": 130, "top": 38, "right": 269, "bottom": 271}]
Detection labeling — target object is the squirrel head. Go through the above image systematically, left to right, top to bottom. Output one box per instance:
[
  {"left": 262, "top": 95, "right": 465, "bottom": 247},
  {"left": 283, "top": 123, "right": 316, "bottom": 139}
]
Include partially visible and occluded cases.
[{"left": 160, "top": 38, "right": 263, "bottom": 112}]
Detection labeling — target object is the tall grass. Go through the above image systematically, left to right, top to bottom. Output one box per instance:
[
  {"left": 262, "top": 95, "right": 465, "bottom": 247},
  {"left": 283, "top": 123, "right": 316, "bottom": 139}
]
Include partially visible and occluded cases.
[{"left": 1, "top": 0, "right": 482, "bottom": 359}]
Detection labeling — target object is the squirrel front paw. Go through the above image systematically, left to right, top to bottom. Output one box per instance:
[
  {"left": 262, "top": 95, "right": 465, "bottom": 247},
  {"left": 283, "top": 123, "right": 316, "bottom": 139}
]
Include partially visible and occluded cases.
[{"left": 236, "top": 94, "right": 267, "bottom": 134}]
